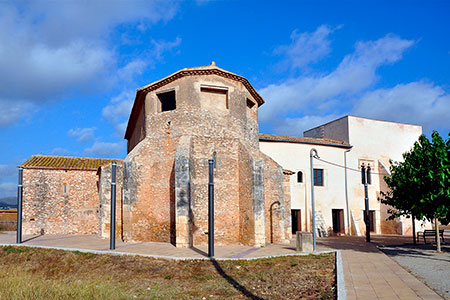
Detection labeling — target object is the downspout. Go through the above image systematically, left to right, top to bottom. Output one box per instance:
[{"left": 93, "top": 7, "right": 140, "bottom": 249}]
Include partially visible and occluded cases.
[{"left": 344, "top": 149, "right": 352, "bottom": 235}]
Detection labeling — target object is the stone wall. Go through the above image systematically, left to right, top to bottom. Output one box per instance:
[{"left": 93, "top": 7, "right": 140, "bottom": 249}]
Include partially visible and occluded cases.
[
  {"left": 122, "top": 136, "right": 178, "bottom": 243},
  {"left": 262, "top": 154, "right": 289, "bottom": 244},
  {"left": 22, "top": 168, "right": 99, "bottom": 235}
]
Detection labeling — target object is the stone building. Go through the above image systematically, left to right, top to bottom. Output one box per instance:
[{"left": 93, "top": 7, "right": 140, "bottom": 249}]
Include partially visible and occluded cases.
[
  {"left": 20, "top": 63, "right": 291, "bottom": 248},
  {"left": 19, "top": 64, "right": 427, "bottom": 246},
  {"left": 20, "top": 156, "right": 120, "bottom": 235}
]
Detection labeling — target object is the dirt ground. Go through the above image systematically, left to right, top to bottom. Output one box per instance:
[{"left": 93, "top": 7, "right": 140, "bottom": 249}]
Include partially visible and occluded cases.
[{"left": 0, "top": 246, "right": 335, "bottom": 300}]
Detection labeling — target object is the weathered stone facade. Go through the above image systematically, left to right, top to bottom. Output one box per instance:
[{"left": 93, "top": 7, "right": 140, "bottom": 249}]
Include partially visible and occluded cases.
[
  {"left": 20, "top": 63, "right": 291, "bottom": 248},
  {"left": 122, "top": 63, "right": 289, "bottom": 247},
  {"left": 22, "top": 168, "right": 99, "bottom": 235}
]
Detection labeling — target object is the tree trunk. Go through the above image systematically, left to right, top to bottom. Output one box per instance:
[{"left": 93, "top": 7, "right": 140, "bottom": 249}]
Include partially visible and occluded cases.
[
  {"left": 412, "top": 214, "right": 416, "bottom": 245},
  {"left": 435, "top": 216, "right": 441, "bottom": 253}
]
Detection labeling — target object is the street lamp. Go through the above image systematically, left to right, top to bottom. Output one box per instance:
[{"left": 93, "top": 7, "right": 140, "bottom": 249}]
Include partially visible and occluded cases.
[
  {"left": 310, "top": 148, "right": 319, "bottom": 251},
  {"left": 361, "top": 164, "right": 371, "bottom": 242}
]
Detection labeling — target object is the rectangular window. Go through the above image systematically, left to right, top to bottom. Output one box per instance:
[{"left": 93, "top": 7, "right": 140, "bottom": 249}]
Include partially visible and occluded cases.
[
  {"left": 157, "top": 90, "right": 176, "bottom": 112},
  {"left": 313, "top": 169, "right": 324, "bottom": 186}
]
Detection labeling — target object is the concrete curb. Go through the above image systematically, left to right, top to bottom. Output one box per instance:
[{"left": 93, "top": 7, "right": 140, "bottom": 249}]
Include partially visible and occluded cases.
[
  {"left": 0, "top": 243, "right": 334, "bottom": 261},
  {"left": 336, "top": 250, "right": 347, "bottom": 300}
]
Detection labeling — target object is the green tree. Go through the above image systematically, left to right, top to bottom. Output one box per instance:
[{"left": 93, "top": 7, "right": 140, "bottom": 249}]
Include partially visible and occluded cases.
[{"left": 380, "top": 131, "right": 450, "bottom": 252}]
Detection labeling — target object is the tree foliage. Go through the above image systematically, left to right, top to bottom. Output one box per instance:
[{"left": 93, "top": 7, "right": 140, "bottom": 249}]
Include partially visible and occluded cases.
[{"left": 380, "top": 131, "right": 450, "bottom": 225}]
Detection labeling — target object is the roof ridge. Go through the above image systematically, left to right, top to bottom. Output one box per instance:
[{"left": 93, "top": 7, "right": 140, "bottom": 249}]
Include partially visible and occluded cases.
[
  {"left": 259, "top": 133, "right": 352, "bottom": 148},
  {"left": 30, "top": 154, "right": 123, "bottom": 160}
]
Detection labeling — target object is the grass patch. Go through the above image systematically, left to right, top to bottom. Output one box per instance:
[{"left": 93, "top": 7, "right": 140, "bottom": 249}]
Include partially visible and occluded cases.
[{"left": 0, "top": 246, "right": 335, "bottom": 299}]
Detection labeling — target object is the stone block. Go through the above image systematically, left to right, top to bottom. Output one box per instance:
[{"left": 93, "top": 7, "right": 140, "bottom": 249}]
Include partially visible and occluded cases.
[{"left": 296, "top": 231, "right": 313, "bottom": 252}]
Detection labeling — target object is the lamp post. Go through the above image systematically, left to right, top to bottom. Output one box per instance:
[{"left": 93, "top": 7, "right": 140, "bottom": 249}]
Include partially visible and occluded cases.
[
  {"left": 310, "top": 148, "right": 319, "bottom": 251},
  {"left": 344, "top": 149, "right": 351, "bottom": 235},
  {"left": 208, "top": 158, "right": 215, "bottom": 258},
  {"left": 110, "top": 162, "right": 117, "bottom": 250},
  {"left": 361, "top": 164, "right": 371, "bottom": 242},
  {"left": 16, "top": 167, "right": 23, "bottom": 244}
]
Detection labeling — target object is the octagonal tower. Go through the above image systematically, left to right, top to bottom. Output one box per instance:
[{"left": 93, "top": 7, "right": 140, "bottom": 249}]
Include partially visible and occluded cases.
[{"left": 122, "top": 62, "right": 290, "bottom": 247}]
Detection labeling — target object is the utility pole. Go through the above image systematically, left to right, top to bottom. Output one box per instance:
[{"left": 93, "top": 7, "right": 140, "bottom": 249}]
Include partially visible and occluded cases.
[
  {"left": 310, "top": 148, "right": 319, "bottom": 251},
  {"left": 361, "top": 164, "right": 371, "bottom": 242}
]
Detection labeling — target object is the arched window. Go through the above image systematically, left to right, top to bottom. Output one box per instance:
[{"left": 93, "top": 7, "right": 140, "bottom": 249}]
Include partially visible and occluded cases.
[{"left": 297, "top": 171, "right": 303, "bottom": 183}]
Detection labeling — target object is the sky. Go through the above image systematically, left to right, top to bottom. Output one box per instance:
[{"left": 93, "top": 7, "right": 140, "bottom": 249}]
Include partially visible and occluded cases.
[{"left": 1, "top": 0, "right": 449, "bottom": 198}]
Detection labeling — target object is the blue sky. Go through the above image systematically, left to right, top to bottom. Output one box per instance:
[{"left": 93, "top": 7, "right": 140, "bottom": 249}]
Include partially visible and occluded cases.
[{"left": 1, "top": 0, "right": 449, "bottom": 197}]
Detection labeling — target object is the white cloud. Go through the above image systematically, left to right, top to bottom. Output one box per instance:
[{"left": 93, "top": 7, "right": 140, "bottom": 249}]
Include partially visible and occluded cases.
[
  {"left": 0, "top": 1, "right": 179, "bottom": 127},
  {"left": 275, "top": 25, "right": 336, "bottom": 70},
  {"left": 259, "top": 33, "right": 415, "bottom": 130},
  {"left": 151, "top": 37, "right": 182, "bottom": 60},
  {"left": 353, "top": 81, "right": 450, "bottom": 132},
  {"left": 102, "top": 90, "right": 135, "bottom": 136},
  {"left": 0, "top": 100, "right": 34, "bottom": 127},
  {"left": 272, "top": 114, "right": 340, "bottom": 136},
  {"left": 68, "top": 127, "right": 97, "bottom": 142},
  {"left": 84, "top": 141, "right": 125, "bottom": 157},
  {"left": 50, "top": 148, "right": 70, "bottom": 156},
  {"left": 0, "top": 164, "right": 16, "bottom": 177},
  {"left": 0, "top": 182, "right": 16, "bottom": 198}
]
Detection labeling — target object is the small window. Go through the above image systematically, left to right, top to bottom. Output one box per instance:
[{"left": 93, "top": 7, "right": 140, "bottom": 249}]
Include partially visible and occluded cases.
[
  {"left": 158, "top": 90, "right": 176, "bottom": 112},
  {"left": 247, "top": 98, "right": 255, "bottom": 109},
  {"left": 313, "top": 169, "right": 324, "bottom": 186},
  {"left": 297, "top": 171, "right": 303, "bottom": 183},
  {"left": 64, "top": 184, "right": 67, "bottom": 194}
]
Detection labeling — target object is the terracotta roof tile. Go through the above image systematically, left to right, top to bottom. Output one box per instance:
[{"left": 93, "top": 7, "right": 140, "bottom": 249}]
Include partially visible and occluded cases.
[
  {"left": 259, "top": 133, "right": 351, "bottom": 148},
  {"left": 20, "top": 155, "right": 122, "bottom": 171}
]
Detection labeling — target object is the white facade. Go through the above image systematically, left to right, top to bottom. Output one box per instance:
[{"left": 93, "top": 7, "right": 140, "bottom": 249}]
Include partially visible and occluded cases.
[{"left": 260, "top": 115, "right": 429, "bottom": 236}]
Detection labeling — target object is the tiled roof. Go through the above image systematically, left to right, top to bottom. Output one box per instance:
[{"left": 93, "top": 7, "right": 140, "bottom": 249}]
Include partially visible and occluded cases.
[
  {"left": 259, "top": 134, "right": 351, "bottom": 148},
  {"left": 20, "top": 155, "right": 122, "bottom": 171}
]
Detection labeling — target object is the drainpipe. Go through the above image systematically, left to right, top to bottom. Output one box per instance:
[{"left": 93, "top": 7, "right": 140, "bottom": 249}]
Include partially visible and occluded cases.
[
  {"left": 310, "top": 148, "right": 319, "bottom": 251},
  {"left": 344, "top": 149, "right": 352, "bottom": 235}
]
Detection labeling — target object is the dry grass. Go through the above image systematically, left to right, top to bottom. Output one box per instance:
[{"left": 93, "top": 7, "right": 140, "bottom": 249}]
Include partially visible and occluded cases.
[{"left": 0, "top": 246, "right": 335, "bottom": 300}]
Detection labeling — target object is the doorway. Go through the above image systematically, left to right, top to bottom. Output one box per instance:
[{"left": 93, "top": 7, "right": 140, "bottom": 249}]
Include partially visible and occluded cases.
[
  {"left": 291, "top": 209, "right": 301, "bottom": 234},
  {"left": 332, "top": 209, "right": 345, "bottom": 234},
  {"left": 363, "top": 210, "right": 376, "bottom": 233},
  {"left": 369, "top": 210, "right": 376, "bottom": 232}
]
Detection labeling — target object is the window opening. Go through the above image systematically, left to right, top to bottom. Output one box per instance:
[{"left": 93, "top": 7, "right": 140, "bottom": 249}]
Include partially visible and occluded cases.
[
  {"left": 158, "top": 90, "right": 176, "bottom": 112},
  {"left": 247, "top": 98, "right": 255, "bottom": 109},
  {"left": 313, "top": 169, "right": 324, "bottom": 186},
  {"left": 297, "top": 171, "right": 303, "bottom": 183}
]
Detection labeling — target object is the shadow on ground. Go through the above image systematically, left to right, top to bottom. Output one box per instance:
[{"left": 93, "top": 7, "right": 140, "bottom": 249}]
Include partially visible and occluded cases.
[
  {"left": 317, "top": 236, "right": 380, "bottom": 253},
  {"left": 212, "top": 260, "right": 264, "bottom": 300}
]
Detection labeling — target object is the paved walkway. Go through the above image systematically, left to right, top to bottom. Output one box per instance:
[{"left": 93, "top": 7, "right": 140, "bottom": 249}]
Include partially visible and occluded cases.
[
  {"left": 0, "top": 232, "right": 444, "bottom": 299},
  {"left": 0, "top": 232, "right": 299, "bottom": 259},
  {"left": 317, "top": 236, "right": 444, "bottom": 300}
]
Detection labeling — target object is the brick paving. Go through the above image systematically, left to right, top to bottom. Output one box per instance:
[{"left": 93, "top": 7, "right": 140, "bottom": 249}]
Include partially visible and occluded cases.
[
  {"left": 0, "top": 232, "right": 444, "bottom": 299},
  {"left": 317, "top": 236, "right": 443, "bottom": 300}
]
